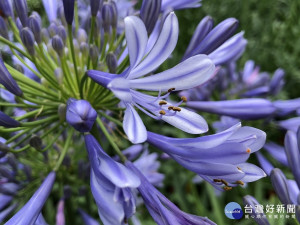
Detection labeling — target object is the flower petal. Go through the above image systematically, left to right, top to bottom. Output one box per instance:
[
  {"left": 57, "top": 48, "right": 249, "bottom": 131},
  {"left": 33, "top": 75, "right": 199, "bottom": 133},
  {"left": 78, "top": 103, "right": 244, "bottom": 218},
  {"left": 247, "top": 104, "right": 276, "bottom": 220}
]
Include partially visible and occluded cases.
[
  {"left": 42, "top": 0, "right": 57, "bottom": 22},
  {"left": 129, "top": 12, "right": 179, "bottom": 79},
  {"left": 124, "top": 16, "right": 148, "bottom": 69},
  {"left": 129, "top": 54, "right": 215, "bottom": 91},
  {"left": 123, "top": 104, "right": 147, "bottom": 144},
  {"left": 161, "top": 107, "right": 208, "bottom": 134},
  {"left": 256, "top": 152, "right": 274, "bottom": 176},
  {"left": 237, "top": 163, "right": 266, "bottom": 183}
]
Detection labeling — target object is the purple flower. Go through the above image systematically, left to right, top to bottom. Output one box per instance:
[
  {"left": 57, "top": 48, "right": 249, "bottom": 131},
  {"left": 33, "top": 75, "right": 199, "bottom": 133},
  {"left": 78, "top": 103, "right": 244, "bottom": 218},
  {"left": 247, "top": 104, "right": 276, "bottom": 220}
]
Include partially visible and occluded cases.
[
  {"left": 0, "top": 0, "right": 13, "bottom": 18},
  {"left": 13, "top": 0, "right": 28, "bottom": 27},
  {"left": 42, "top": 0, "right": 57, "bottom": 22},
  {"left": 140, "top": 0, "right": 162, "bottom": 34},
  {"left": 161, "top": 0, "right": 202, "bottom": 11},
  {"left": 88, "top": 13, "right": 215, "bottom": 143},
  {"left": 183, "top": 17, "right": 247, "bottom": 65},
  {"left": 0, "top": 58, "right": 22, "bottom": 97},
  {"left": 66, "top": 98, "right": 97, "bottom": 132},
  {"left": 186, "top": 98, "right": 276, "bottom": 120},
  {"left": 273, "top": 98, "right": 300, "bottom": 116},
  {"left": 212, "top": 116, "right": 240, "bottom": 132},
  {"left": 278, "top": 117, "right": 300, "bottom": 132},
  {"left": 146, "top": 123, "right": 266, "bottom": 190},
  {"left": 84, "top": 134, "right": 140, "bottom": 225},
  {"left": 263, "top": 142, "right": 288, "bottom": 166},
  {"left": 255, "top": 152, "right": 274, "bottom": 176},
  {"left": 126, "top": 161, "right": 216, "bottom": 225},
  {"left": 5, "top": 172, "right": 56, "bottom": 225},
  {"left": 55, "top": 199, "right": 65, "bottom": 225},
  {"left": 34, "top": 214, "right": 48, "bottom": 225}
]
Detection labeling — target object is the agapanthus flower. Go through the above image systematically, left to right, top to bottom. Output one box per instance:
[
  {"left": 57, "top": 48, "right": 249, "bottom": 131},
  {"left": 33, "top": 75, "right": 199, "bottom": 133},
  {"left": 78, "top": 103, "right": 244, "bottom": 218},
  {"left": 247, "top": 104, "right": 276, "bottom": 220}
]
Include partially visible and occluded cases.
[
  {"left": 88, "top": 13, "right": 215, "bottom": 143},
  {"left": 146, "top": 123, "right": 266, "bottom": 190},
  {"left": 84, "top": 134, "right": 140, "bottom": 225},
  {"left": 126, "top": 161, "right": 216, "bottom": 225}
]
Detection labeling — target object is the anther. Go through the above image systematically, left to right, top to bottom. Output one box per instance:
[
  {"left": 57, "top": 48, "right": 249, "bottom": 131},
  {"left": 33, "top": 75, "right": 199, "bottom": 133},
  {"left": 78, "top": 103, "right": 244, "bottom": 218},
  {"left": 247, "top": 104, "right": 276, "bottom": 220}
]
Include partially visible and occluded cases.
[
  {"left": 168, "top": 87, "right": 175, "bottom": 93},
  {"left": 181, "top": 96, "right": 187, "bottom": 102},
  {"left": 159, "top": 100, "right": 168, "bottom": 105},
  {"left": 168, "top": 106, "right": 174, "bottom": 110},
  {"left": 172, "top": 107, "right": 181, "bottom": 112},
  {"left": 159, "top": 110, "right": 166, "bottom": 115},
  {"left": 246, "top": 148, "right": 251, "bottom": 153},
  {"left": 237, "top": 166, "right": 242, "bottom": 170},
  {"left": 213, "top": 179, "right": 222, "bottom": 183},
  {"left": 221, "top": 179, "right": 228, "bottom": 186},
  {"left": 235, "top": 180, "right": 244, "bottom": 186},
  {"left": 223, "top": 186, "right": 232, "bottom": 191}
]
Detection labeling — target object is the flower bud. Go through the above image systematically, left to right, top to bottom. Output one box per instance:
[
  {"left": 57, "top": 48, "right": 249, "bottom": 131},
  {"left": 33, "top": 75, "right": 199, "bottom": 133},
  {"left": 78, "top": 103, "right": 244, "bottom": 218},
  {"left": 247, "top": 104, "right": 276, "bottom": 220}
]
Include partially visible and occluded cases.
[
  {"left": 0, "top": 0, "right": 13, "bottom": 18},
  {"left": 13, "top": 0, "right": 28, "bottom": 27},
  {"left": 62, "top": 0, "right": 75, "bottom": 25},
  {"left": 90, "top": 0, "right": 103, "bottom": 17},
  {"left": 140, "top": 0, "right": 161, "bottom": 34},
  {"left": 110, "top": 1, "right": 118, "bottom": 29},
  {"left": 101, "top": 3, "right": 113, "bottom": 33},
  {"left": 28, "top": 15, "right": 42, "bottom": 44},
  {"left": 0, "top": 17, "right": 8, "bottom": 39},
  {"left": 16, "top": 18, "right": 23, "bottom": 31},
  {"left": 48, "top": 22, "right": 58, "bottom": 37},
  {"left": 57, "top": 25, "right": 67, "bottom": 44},
  {"left": 20, "top": 27, "right": 35, "bottom": 55},
  {"left": 41, "top": 28, "right": 50, "bottom": 44},
  {"left": 77, "top": 28, "right": 88, "bottom": 44},
  {"left": 52, "top": 35, "right": 65, "bottom": 57},
  {"left": 89, "top": 45, "right": 99, "bottom": 66},
  {"left": 106, "top": 52, "right": 117, "bottom": 73},
  {"left": 0, "top": 58, "right": 22, "bottom": 96},
  {"left": 66, "top": 98, "right": 97, "bottom": 132},
  {"left": 0, "top": 111, "right": 20, "bottom": 128},
  {"left": 29, "top": 135, "right": 42, "bottom": 150},
  {"left": 270, "top": 168, "right": 292, "bottom": 205},
  {"left": 243, "top": 195, "right": 270, "bottom": 225}
]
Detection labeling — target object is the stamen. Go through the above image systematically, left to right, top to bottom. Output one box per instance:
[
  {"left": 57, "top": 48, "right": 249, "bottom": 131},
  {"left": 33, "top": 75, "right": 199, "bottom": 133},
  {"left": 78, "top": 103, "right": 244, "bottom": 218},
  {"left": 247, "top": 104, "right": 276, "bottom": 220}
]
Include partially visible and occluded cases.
[
  {"left": 168, "top": 87, "right": 175, "bottom": 93},
  {"left": 181, "top": 96, "right": 187, "bottom": 102},
  {"left": 159, "top": 100, "right": 168, "bottom": 105},
  {"left": 168, "top": 106, "right": 174, "bottom": 110},
  {"left": 172, "top": 107, "right": 181, "bottom": 112},
  {"left": 159, "top": 110, "right": 166, "bottom": 115},
  {"left": 246, "top": 148, "right": 251, "bottom": 153},
  {"left": 237, "top": 167, "right": 242, "bottom": 170},
  {"left": 213, "top": 179, "right": 222, "bottom": 183},
  {"left": 221, "top": 179, "right": 228, "bottom": 186},
  {"left": 235, "top": 180, "right": 244, "bottom": 186},
  {"left": 223, "top": 186, "right": 232, "bottom": 191}
]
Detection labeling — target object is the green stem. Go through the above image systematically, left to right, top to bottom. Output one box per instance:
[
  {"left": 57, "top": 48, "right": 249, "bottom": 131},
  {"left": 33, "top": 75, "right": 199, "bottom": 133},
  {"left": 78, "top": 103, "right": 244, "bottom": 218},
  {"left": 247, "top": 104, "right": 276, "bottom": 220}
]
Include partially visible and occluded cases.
[
  {"left": 86, "top": 16, "right": 96, "bottom": 69},
  {"left": 0, "top": 36, "right": 30, "bottom": 58},
  {"left": 15, "top": 109, "right": 41, "bottom": 121},
  {"left": 98, "top": 110, "right": 123, "bottom": 127},
  {"left": 21, "top": 115, "right": 58, "bottom": 127},
  {"left": 96, "top": 117, "right": 126, "bottom": 162},
  {"left": 53, "top": 129, "right": 74, "bottom": 171},
  {"left": 206, "top": 183, "right": 225, "bottom": 225}
]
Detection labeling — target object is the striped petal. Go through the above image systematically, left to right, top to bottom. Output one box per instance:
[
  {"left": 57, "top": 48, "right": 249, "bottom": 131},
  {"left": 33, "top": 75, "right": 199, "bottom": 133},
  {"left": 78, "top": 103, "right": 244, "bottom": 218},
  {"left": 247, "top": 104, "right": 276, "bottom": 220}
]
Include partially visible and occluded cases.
[
  {"left": 129, "top": 12, "right": 179, "bottom": 79},
  {"left": 124, "top": 16, "right": 148, "bottom": 69},
  {"left": 129, "top": 54, "right": 215, "bottom": 91}
]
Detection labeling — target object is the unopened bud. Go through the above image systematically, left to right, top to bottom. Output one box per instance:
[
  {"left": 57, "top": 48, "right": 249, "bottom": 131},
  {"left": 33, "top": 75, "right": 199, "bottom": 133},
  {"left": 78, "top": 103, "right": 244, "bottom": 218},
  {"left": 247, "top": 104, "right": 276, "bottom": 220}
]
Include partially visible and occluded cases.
[
  {"left": 14, "top": 0, "right": 28, "bottom": 27},
  {"left": 62, "top": 0, "right": 75, "bottom": 25},
  {"left": 28, "top": 15, "right": 42, "bottom": 44},
  {"left": 0, "top": 17, "right": 8, "bottom": 39},
  {"left": 20, "top": 27, "right": 35, "bottom": 55},
  {"left": 52, "top": 35, "right": 65, "bottom": 57},
  {"left": 106, "top": 52, "right": 117, "bottom": 73},
  {"left": 29, "top": 135, "right": 42, "bottom": 150}
]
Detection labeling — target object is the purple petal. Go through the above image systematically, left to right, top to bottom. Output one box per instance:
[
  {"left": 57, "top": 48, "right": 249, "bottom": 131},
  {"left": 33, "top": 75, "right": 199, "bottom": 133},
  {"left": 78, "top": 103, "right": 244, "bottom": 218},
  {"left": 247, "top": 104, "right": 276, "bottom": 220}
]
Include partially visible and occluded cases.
[
  {"left": 42, "top": 0, "right": 57, "bottom": 22},
  {"left": 161, "top": 0, "right": 202, "bottom": 11},
  {"left": 128, "top": 12, "right": 179, "bottom": 79},
  {"left": 124, "top": 16, "right": 148, "bottom": 69},
  {"left": 129, "top": 54, "right": 215, "bottom": 91},
  {"left": 107, "top": 78, "right": 132, "bottom": 102},
  {"left": 123, "top": 104, "right": 147, "bottom": 144},
  {"left": 161, "top": 107, "right": 208, "bottom": 134},
  {"left": 278, "top": 117, "right": 300, "bottom": 132},
  {"left": 84, "top": 134, "right": 141, "bottom": 187},
  {"left": 264, "top": 142, "right": 288, "bottom": 166},
  {"left": 256, "top": 152, "right": 274, "bottom": 176},
  {"left": 237, "top": 163, "right": 266, "bottom": 183},
  {"left": 5, "top": 172, "right": 56, "bottom": 225},
  {"left": 78, "top": 209, "right": 100, "bottom": 225},
  {"left": 34, "top": 214, "right": 48, "bottom": 225}
]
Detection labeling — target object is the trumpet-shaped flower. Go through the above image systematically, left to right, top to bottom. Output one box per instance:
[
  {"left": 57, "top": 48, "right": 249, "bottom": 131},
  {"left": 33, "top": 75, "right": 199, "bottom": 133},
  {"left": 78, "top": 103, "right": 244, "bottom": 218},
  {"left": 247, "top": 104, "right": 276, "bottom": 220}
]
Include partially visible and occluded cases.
[
  {"left": 88, "top": 13, "right": 215, "bottom": 143},
  {"left": 146, "top": 123, "right": 266, "bottom": 190},
  {"left": 84, "top": 134, "right": 140, "bottom": 225},
  {"left": 126, "top": 161, "right": 216, "bottom": 225}
]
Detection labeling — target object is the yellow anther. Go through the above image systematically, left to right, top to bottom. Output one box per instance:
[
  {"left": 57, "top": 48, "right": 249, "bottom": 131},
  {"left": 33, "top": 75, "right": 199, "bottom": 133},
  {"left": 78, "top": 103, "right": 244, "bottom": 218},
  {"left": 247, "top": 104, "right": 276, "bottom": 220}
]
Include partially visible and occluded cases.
[
  {"left": 168, "top": 88, "right": 176, "bottom": 93},
  {"left": 181, "top": 96, "right": 187, "bottom": 102},
  {"left": 159, "top": 100, "right": 168, "bottom": 105},
  {"left": 168, "top": 106, "right": 174, "bottom": 110},
  {"left": 172, "top": 107, "right": 181, "bottom": 112},
  {"left": 159, "top": 110, "right": 166, "bottom": 115},
  {"left": 246, "top": 148, "right": 251, "bottom": 154},
  {"left": 237, "top": 166, "right": 242, "bottom": 171},
  {"left": 236, "top": 180, "right": 244, "bottom": 186},
  {"left": 223, "top": 186, "right": 232, "bottom": 191}
]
